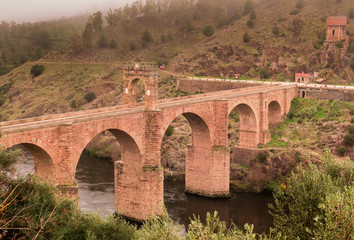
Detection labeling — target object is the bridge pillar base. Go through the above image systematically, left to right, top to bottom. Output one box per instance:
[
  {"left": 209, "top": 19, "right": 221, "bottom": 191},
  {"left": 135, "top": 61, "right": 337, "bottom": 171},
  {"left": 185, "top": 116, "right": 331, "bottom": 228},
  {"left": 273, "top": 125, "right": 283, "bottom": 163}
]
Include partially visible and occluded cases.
[
  {"left": 185, "top": 145, "right": 230, "bottom": 198},
  {"left": 115, "top": 161, "right": 163, "bottom": 221},
  {"left": 57, "top": 184, "right": 78, "bottom": 201}
]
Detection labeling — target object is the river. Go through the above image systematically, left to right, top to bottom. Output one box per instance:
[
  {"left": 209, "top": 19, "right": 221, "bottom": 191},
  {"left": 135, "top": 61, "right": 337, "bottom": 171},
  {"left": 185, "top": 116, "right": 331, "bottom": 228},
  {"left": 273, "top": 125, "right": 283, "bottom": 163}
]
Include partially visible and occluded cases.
[
  {"left": 16, "top": 149, "right": 274, "bottom": 234},
  {"left": 75, "top": 151, "right": 274, "bottom": 233}
]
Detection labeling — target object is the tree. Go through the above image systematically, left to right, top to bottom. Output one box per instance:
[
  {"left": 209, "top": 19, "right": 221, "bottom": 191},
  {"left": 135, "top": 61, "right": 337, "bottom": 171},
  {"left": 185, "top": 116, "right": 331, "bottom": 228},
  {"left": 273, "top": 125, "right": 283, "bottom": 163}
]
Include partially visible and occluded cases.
[
  {"left": 243, "top": 0, "right": 254, "bottom": 16},
  {"left": 295, "top": 0, "right": 305, "bottom": 9},
  {"left": 349, "top": 7, "right": 354, "bottom": 19},
  {"left": 250, "top": 10, "right": 257, "bottom": 20},
  {"left": 90, "top": 11, "right": 103, "bottom": 31},
  {"left": 290, "top": 18, "right": 304, "bottom": 41},
  {"left": 247, "top": 19, "right": 254, "bottom": 27},
  {"left": 82, "top": 23, "right": 93, "bottom": 47},
  {"left": 202, "top": 25, "right": 215, "bottom": 39},
  {"left": 142, "top": 29, "right": 153, "bottom": 43},
  {"left": 70, "top": 32, "right": 83, "bottom": 52},
  {"left": 243, "top": 32, "right": 251, "bottom": 43},
  {"left": 97, "top": 35, "right": 108, "bottom": 48},
  {"left": 110, "top": 39, "right": 117, "bottom": 48},
  {"left": 30, "top": 64, "right": 45, "bottom": 77}
]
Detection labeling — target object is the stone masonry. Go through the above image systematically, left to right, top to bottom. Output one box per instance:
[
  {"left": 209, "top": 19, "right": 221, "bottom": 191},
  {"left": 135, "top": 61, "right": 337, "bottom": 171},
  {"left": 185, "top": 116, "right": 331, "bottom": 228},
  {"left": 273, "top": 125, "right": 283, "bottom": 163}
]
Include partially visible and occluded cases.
[{"left": 0, "top": 65, "right": 297, "bottom": 221}]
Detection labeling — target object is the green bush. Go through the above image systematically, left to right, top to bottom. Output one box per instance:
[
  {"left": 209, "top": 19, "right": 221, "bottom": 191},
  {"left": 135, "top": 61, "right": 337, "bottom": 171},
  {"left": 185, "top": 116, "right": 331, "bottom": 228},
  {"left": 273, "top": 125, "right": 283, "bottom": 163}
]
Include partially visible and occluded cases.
[
  {"left": 295, "top": 0, "right": 305, "bottom": 9},
  {"left": 349, "top": 7, "right": 354, "bottom": 19},
  {"left": 290, "top": 9, "right": 300, "bottom": 15},
  {"left": 247, "top": 19, "right": 254, "bottom": 27},
  {"left": 202, "top": 25, "right": 215, "bottom": 39},
  {"left": 243, "top": 32, "right": 251, "bottom": 43},
  {"left": 97, "top": 35, "right": 108, "bottom": 48},
  {"left": 110, "top": 39, "right": 117, "bottom": 48},
  {"left": 336, "top": 40, "right": 343, "bottom": 48},
  {"left": 129, "top": 41, "right": 136, "bottom": 50},
  {"left": 30, "top": 64, "right": 45, "bottom": 77},
  {"left": 258, "top": 67, "right": 269, "bottom": 79},
  {"left": 84, "top": 92, "right": 96, "bottom": 102},
  {"left": 0, "top": 95, "right": 5, "bottom": 107},
  {"left": 351, "top": 117, "right": 354, "bottom": 123},
  {"left": 165, "top": 125, "right": 174, "bottom": 136},
  {"left": 348, "top": 125, "right": 354, "bottom": 134},
  {"left": 344, "top": 134, "right": 354, "bottom": 146},
  {"left": 337, "top": 146, "right": 346, "bottom": 156},
  {"left": 269, "top": 150, "right": 354, "bottom": 239}
]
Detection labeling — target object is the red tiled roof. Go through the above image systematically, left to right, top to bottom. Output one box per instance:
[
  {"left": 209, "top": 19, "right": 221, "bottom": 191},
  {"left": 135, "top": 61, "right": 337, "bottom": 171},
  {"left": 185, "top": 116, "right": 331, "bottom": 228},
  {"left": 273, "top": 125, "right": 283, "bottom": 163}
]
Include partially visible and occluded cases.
[
  {"left": 327, "top": 16, "right": 347, "bottom": 26},
  {"left": 296, "top": 73, "right": 310, "bottom": 77}
]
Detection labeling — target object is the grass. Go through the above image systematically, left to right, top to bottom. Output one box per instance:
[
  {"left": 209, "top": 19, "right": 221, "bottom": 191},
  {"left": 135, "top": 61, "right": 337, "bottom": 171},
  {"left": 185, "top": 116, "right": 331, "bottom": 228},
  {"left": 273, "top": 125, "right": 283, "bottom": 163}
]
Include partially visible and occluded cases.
[{"left": 265, "top": 98, "right": 354, "bottom": 159}]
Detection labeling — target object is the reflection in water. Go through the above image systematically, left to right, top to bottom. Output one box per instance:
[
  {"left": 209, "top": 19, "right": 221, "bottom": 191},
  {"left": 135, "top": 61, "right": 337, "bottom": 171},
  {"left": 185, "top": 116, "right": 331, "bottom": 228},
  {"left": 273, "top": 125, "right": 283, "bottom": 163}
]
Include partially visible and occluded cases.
[
  {"left": 75, "top": 151, "right": 115, "bottom": 217},
  {"left": 164, "top": 181, "right": 273, "bottom": 234}
]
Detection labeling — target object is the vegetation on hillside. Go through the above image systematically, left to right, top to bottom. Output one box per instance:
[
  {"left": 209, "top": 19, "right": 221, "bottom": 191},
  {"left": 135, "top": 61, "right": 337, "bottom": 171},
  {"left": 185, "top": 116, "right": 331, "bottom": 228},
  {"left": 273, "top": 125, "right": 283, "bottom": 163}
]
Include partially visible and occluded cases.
[{"left": 0, "top": 16, "right": 87, "bottom": 75}]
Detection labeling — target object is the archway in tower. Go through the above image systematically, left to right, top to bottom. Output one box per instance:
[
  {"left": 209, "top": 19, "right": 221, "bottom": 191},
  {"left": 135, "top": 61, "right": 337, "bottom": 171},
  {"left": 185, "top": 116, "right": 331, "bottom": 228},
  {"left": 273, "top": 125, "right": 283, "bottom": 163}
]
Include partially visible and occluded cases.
[{"left": 129, "top": 78, "right": 145, "bottom": 103}]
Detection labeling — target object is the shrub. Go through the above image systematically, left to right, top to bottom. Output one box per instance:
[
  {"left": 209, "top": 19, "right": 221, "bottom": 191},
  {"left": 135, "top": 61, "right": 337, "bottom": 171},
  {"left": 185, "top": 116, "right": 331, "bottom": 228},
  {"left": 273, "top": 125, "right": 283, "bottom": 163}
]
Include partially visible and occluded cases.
[
  {"left": 295, "top": 0, "right": 305, "bottom": 9},
  {"left": 349, "top": 7, "right": 354, "bottom": 19},
  {"left": 290, "top": 9, "right": 300, "bottom": 15},
  {"left": 250, "top": 10, "right": 257, "bottom": 20},
  {"left": 247, "top": 19, "right": 254, "bottom": 27},
  {"left": 202, "top": 25, "right": 215, "bottom": 39},
  {"left": 272, "top": 25, "right": 280, "bottom": 36},
  {"left": 243, "top": 32, "right": 251, "bottom": 43},
  {"left": 97, "top": 35, "right": 108, "bottom": 48},
  {"left": 110, "top": 39, "right": 117, "bottom": 48},
  {"left": 336, "top": 40, "right": 343, "bottom": 48},
  {"left": 129, "top": 41, "right": 136, "bottom": 50},
  {"left": 30, "top": 64, "right": 45, "bottom": 77},
  {"left": 258, "top": 67, "right": 269, "bottom": 79},
  {"left": 84, "top": 92, "right": 96, "bottom": 102},
  {"left": 0, "top": 95, "right": 5, "bottom": 107},
  {"left": 350, "top": 109, "right": 354, "bottom": 116},
  {"left": 351, "top": 117, "right": 354, "bottom": 123},
  {"left": 165, "top": 125, "right": 174, "bottom": 136},
  {"left": 348, "top": 125, "right": 354, "bottom": 134},
  {"left": 344, "top": 134, "right": 354, "bottom": 146},
  {"left": 337, "top": 146, "right": 346, "bottom": 156},
  {"left": 269, "top": 151, "right": 354, "bottom": 239},
  {"left": 256, "top": 152, "right": 267, "bottom": 163}
]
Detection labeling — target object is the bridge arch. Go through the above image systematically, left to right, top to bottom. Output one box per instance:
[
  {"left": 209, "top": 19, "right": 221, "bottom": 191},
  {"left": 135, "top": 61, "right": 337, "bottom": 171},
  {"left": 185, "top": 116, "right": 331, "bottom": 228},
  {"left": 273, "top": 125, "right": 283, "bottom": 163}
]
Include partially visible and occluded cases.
[
  {"left": 268, "top": 101, "right": 282, "bottom": 125},
  {"left": 228, "top": 103, "right": 258, "bottom": 148},
  {"left": 160, "top": 111, "right": 213, "bottom": 195},
  {"left": 74, "top": 127, "right": 143, "bottom": 218},
  {"left": 0, "top": 137, "right": 56, "bottom": 183}
]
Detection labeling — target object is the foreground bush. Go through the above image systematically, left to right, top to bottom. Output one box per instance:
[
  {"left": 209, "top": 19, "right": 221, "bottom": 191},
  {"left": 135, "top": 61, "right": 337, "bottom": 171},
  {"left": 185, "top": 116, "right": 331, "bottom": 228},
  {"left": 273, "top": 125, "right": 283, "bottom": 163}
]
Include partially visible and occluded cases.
[{"left": 269, "top": 149, "right": 354, "bottom": 239}]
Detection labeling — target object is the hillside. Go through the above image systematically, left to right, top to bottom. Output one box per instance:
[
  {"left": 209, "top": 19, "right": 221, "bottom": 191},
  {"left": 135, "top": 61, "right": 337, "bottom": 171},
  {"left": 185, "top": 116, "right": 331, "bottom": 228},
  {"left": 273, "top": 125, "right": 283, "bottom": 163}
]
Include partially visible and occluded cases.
[{"left": 39, "top": 0, "right": 354, "bottom": 82}]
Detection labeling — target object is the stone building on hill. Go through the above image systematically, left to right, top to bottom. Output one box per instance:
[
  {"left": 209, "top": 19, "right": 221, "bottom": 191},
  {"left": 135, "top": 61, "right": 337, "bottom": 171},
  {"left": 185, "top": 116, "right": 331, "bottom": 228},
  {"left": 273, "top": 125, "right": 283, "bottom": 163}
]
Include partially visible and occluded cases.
[{"left": 323, "top": 16, "right": 350, "bottom": 57}]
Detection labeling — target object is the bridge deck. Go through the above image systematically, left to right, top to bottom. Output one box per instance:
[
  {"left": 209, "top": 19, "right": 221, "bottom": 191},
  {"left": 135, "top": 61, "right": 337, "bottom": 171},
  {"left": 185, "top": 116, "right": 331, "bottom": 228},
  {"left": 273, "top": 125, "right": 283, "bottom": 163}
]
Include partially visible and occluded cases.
[{"left": 0, "top": 84, "right": 295, "bottom": 134}]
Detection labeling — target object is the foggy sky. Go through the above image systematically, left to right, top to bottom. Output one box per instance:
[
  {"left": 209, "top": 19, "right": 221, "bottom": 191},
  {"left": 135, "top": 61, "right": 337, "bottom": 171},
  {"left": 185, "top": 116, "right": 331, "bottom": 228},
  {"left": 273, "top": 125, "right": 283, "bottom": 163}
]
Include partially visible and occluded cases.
[{"left": 0, "top": 0, "right": 132, "bottom": 23}]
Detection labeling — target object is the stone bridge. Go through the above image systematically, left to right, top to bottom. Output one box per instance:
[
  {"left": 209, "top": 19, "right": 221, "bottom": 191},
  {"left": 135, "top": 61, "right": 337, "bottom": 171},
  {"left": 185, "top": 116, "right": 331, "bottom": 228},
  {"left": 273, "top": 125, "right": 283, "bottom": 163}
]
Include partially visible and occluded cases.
[{"left": 0, "top": 64, "right": 298, "bottom": 221}]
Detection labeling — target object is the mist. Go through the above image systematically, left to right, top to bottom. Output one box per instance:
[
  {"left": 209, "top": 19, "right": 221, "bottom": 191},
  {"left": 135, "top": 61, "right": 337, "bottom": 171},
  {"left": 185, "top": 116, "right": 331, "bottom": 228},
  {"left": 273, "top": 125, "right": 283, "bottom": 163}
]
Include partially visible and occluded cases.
[{"left": 0, "top": 0, "right": 132, "bottom": 23}]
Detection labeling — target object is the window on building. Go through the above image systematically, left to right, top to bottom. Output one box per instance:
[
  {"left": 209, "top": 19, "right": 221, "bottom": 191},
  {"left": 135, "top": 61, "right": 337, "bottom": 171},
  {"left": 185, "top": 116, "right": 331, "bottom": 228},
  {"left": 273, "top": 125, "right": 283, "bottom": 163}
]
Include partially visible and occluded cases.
[{"left": 332, "top": 29, "right": 335, "bottom": 36}]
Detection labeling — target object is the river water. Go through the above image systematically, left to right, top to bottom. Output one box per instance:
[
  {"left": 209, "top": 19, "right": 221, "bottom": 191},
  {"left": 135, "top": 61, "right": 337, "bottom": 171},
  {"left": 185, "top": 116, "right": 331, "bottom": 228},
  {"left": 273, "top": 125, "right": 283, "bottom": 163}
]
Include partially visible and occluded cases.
[
  {"left": 16, "top": 150, "right": 274, "bottom": 234},
  {"left": 75, "top": 151, "right": 274, "bottom": 233}
]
